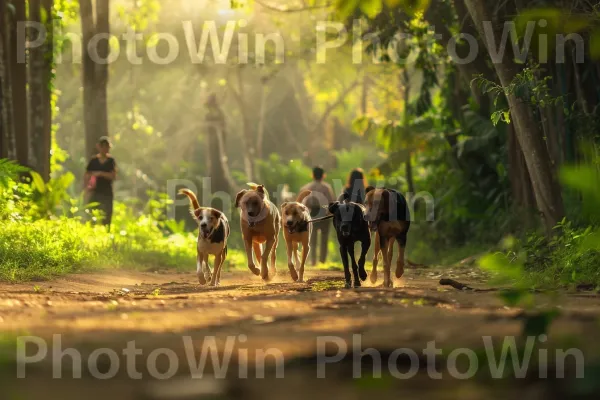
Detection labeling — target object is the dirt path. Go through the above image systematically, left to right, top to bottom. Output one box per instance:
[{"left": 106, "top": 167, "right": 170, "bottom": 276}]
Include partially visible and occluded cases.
[{"left": 2, "top": 266, "right": 600, "bottom": 399}]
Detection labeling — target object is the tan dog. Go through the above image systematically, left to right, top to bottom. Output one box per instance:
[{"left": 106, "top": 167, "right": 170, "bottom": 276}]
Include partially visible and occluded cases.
[
  {"left": 235, "top": 184, "right": 281, "bottom": 281},
  {"left": 364, "top": 187, "right": 411, "bottom": 288},
  {"left": 179, "top": 188, "right": 230, "bottom": 287},
  {"left": 280, "top": 190, "right": 313, "bottom": 282}
]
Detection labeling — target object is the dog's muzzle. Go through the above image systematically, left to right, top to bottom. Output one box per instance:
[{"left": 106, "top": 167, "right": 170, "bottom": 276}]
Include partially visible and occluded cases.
[{"left": 200, "top": 228, "right": 213, "bottom": 239}]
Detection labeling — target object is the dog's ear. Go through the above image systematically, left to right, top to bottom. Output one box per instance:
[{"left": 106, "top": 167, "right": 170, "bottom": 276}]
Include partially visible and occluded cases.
[
  {"left": 255, "top": 185, "right": 267, "bottom": 198},
  {"left": 365, "top": 186, "right": 375, "bottom": 194},
  {"left": 235, "top": 190, "right": 248, "bottom": 208},
  {"left": 280, "top": 202, "right": 289, "bottom": 211},
  {"left": 328, "top": 202, "right": 340, "bottom": 214},
  {"left": 211, "top": 209, "right": 223, "bottom": 220}
]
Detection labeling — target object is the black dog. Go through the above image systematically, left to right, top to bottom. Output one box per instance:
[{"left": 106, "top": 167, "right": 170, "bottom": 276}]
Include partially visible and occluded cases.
[{"left": 328, "top": 200, "right": 371, "bottom": 288}]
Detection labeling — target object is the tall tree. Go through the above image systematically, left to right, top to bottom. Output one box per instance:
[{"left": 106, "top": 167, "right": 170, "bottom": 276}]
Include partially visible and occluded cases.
[
  {"left": 0, "top": 0, "right": 16, "bottom": 160},
  {"left": 9, "top": 0, "right": 29, "bottom": 166},
  {"left": 28, "top": 0, "right": 53, "bottom": 179},
  {"left": 80, "top": 0, "right": 110, "bottom": 158},
  {"left": 463, "top": 0, "right": 564, "bottom": 235}
]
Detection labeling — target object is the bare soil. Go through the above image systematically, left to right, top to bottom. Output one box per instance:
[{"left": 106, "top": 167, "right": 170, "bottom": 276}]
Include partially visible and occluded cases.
[{"left": 1, "top": 266, "right": 600, "bottom": 399}]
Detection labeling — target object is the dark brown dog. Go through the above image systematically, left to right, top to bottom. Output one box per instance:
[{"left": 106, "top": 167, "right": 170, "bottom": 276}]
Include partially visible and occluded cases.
[
  {"left": 235, "top": 184, "right": 281, "bottom": 281},
  {"left": 364, "top": 187, "right": 410, "bottom": 288},
  {"left": 179, "top": 188, "right": 230, "bottom": 286},
  {"left": 280, "top": 190, "right": 312, "bottom": 282}
]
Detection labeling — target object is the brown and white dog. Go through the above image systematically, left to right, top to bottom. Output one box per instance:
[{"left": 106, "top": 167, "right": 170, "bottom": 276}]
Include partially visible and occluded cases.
[
  {"left": 235, "top": 184, "right": 281, "bottom": 282},
  {"left": 364, "top": 187, "right": 410, "bottom": 288},
  {"left": 179, "top": 188, "right": 230, "bottom": 287},
  {"left": 280, "top": 190, "right": 313, "bottom": 282}
]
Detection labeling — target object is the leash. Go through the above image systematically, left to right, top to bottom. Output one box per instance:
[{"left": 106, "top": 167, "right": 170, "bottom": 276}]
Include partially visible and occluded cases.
[
  {"left": 307, "top": 205, "right": 333, "bottom": 223},
  {"left": 307, "top": 214, "right": 334, "bottom": 223}
]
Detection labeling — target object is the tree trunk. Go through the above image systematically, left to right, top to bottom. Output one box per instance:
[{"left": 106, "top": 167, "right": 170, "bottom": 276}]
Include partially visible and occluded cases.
[
  {"left": 0, "top": 0, "right": 16, "bottom": 160},
  {"left": 9, "top": 0, "right": 29, "bottom": 166},
  {"left": 28, "top": 0, "right": 53, "bottom": 180},
  {"left": 80, "top": 0, "right": 97, "bottom": 158},
  {"left": 95, "top": 0, "right": 110, "bottom": 142},
  {"left": 464, "top": 0, "right": 564, "bottom": 235},
  {"left": 232, "top": 68, "right": 255, "bottom": 181},
  {"left": 402, "top": 71, "right": 414, "bottom": 193},
  {"left": 255, "top": 82, "right": 267, "bottom": 161},
  {"left": 205, "top": 99, "right": 235, "bottom": 193},
  {"left": 507, "top": 122, "right": 534, "bottom": 227}
]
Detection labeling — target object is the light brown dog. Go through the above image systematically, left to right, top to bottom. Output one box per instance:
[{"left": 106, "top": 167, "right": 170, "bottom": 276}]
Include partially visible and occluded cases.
[
  {"left": 235, "top": 184, "right": 281, "bottom": 282},
  {"left": 364, "top": 187, "right": 411, "bottom": 288},
  {"left": 179, "top": 188, "right": 230, "bottom": 287},
  {"left": 280, "top": 190, "right": 313, "bottom": 282}
]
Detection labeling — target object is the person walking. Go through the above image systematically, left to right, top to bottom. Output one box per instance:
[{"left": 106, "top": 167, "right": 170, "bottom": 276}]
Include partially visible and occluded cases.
[
  {"left": 84, "top": 136, "right": 117, "bottom": 228},
  {"left": 300, "top": 166, "right": 336, "bottom": 265},
  {"left": 339, "top": 168, "right": 368, "bottom": 204}
]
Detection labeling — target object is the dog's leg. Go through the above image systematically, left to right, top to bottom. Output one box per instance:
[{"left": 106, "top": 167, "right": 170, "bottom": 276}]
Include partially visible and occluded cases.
[
  {"left": 370, "top": 231, "right": 380, "bottom": 284},
  {"left": 270, "top": 232, "right": 279, "bottom": 278},
  {"left": 395, "top": 233, "right": 407, "bottom": 279},
  {"left": 358, "top": 237, "right": 370, "bottom": 282},
  {"left": 383, "top": 237, "right": 394, "bottom": 288},
  {"left": 261, "top": 238, "right": 275, "bottom": 281},
  {"left": 244, "top": 239, "right": 260, "bottom": 276},
  {"left": 285, "top": 239, "right": 299, "bottom": 282},
  {"left": 298, "top": 240, "right": 309, "bottom": 283},
  {"left": 252, "top": 242, "right": 263, "bottom": 266},
  {"left": 292, "top": 242, "right": 300, "bottom": 271},
  {"left": 348, "top": 243, "right": 361, "bottom": 288},
  {"left": 340, "top": 245, "right": 352, "bottom": 289},
  {"left": 209, "top": 250, "right": 223, "bottom": 287},
  {"left": 197, "top": 253, "right": 207, "bottom": 285},
  {"left": 202, "top": 254, "right": 212, "bottom": 283}
]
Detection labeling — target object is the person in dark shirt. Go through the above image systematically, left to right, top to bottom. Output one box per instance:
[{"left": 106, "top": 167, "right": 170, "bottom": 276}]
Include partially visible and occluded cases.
[
  {"left": 84, "top": 136, "right": 117, "bottom": 228},
  {"left": 339, "top": 168, "right": 368, "bottom": 204}
]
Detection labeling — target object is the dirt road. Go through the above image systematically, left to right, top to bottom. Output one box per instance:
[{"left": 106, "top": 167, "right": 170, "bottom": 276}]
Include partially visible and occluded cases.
[{"left": 1, "top": 266, "right": 600, "bottom": 399}]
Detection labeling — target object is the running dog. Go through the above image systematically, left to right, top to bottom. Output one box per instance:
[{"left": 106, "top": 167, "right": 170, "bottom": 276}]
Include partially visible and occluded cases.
[
  {"left": 235, "top": 184, "right": 281, "bottom": 282},
  {"left": 364, "top": 187, "right": 410, "bottom": 288},
  {"left": 179, "top": 188, "right": 230, "bottom": 287},
  {"left": 280, "top": 190, "right": 313, "bottom": 282},
  {"left": 328, "top": 196, "right": 370, "bottom": 288}
]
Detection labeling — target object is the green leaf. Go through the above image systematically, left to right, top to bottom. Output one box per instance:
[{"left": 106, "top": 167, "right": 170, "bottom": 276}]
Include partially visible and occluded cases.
[
  {"left": 335, "top": 0, "right": 360, "bottom": 19},
  {"left": 359, "top": 0, "right": 382, "bottom": 18},
  {"left": 491, "top": 111, "right": 502, "bottom": 126},
  {"left": 560, "top": 166, "right": 600, "bottom": 203},
  {"left": 30, "top": 171, "right": 46, "bottom": 194}
]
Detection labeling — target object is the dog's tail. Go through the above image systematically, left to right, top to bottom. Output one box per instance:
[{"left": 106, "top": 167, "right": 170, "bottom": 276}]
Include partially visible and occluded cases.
[
  {"left": 246, "top": 182, "right": 270, "bottom": 200},
  {"left": 178, "top": 188, "right": 201, "bottom": 215},
  {"left": 296, "top": 190, "right": 312, "bottom": 204}
]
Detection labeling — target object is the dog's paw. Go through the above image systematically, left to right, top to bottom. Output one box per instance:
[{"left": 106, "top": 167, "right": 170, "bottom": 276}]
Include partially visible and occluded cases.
[
  {"left": 248, "top": 264, "right": 260, "bottom": 276},
  {"left": 288, "top": 265, "right": 299, "bottom": 282},
  {"left": 395, "top": 266, "right": 405, "bottom": 279},
  {"left": 359, "top": 268, "right": 368, "bottom": 282},
  {"left": 261, "top": 269, "right": 271, "bottom": 282},
  {"left": 370, "top": 271, "right": 378, "bottom": 284},
  {"left": 198, "top": 275, "right": 207, "bottom": 285},
  {"left": 353, "top": 280, "right": 362, "bottom": 288},
  {"left": 383, "top": 280, "right": 393, "bottom": 288},
  {"left": 344, "top": 281, "right": 352, "bottom": 289}
]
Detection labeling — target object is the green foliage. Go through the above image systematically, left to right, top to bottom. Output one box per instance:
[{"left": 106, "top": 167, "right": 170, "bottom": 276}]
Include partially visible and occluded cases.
[
  {"left": 473, "top": 66, "right": 564, "bottom": 126},
  {"left": 256, "top": 154, "right": 312, "bottom": 195},
  {"left": 0, "top": 159, "right": 200, "bottom": 282}
]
